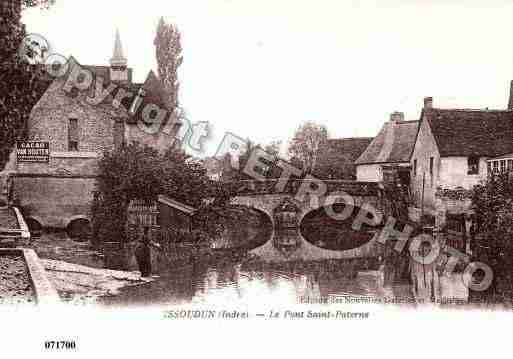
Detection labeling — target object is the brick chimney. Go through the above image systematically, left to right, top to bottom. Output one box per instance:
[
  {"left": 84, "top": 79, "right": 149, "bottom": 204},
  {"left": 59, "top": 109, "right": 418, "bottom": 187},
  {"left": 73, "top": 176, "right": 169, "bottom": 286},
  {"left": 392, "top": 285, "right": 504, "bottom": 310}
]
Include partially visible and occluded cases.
[
  {"left": 508, "top": 81, "right": 513, "bottom": 110},
  {"left": 424, "top": 97, "right": 433, "bottom": 109},
  {"left": 390, "top": 111, "right": 405, "bottom": 123}
]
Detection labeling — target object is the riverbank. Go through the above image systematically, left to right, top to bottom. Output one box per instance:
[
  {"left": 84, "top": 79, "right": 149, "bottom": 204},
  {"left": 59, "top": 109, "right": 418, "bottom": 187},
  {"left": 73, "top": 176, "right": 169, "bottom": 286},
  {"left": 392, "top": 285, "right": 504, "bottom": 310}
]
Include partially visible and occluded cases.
[
  {"left": 0, "top": 207, "right": 18, "bottom": 229},
  {"left": 25, "top": 231, "right": 152, "bottom": 305},
  {"left": 0, "top": 255, "right": 35, "bottom": 305},
  {"left": 42, "top": 259, "right": 153, "bottom": 305}
]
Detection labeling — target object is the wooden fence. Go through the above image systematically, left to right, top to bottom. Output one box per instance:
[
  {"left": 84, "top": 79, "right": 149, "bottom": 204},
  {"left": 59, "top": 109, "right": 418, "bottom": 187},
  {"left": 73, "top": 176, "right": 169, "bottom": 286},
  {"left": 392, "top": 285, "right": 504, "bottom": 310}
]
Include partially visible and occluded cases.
[{"left": 127, "top": 200, "right": 159, "bottom": 227}]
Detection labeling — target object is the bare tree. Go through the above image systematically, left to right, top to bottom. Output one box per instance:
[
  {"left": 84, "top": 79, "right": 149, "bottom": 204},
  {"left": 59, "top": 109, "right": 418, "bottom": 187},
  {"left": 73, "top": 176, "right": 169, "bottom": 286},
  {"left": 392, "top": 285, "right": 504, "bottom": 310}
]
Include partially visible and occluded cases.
[
  {"left": 154, "top": 17, "right": 183, "bottom": 112},
  {"left": 288, "top": 121, "right": 328, "bottom": 174}
]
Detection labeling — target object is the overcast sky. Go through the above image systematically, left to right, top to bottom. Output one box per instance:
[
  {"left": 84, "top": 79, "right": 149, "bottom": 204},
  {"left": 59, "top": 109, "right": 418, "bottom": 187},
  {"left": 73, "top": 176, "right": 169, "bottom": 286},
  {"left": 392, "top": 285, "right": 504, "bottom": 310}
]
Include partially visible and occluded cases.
[{"left": 23, "top": 0, "right": 513, "bottom": 156}]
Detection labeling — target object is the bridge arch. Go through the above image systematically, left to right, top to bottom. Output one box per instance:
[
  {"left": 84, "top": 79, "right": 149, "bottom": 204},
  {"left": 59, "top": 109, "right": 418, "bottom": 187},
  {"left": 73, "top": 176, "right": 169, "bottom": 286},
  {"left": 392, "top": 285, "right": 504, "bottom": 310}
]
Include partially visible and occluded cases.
[{"left": 228, "top": 179, "right": 389, "bottom": 261}]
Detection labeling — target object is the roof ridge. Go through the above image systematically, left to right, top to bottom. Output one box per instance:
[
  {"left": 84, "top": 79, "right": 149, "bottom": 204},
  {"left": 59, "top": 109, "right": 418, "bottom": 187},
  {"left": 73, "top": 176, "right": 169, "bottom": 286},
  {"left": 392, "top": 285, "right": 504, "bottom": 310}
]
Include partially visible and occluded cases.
[
  {"left": 433, "top": 108, "right": 513, "bottom": 113},
  {"left": 396, "top": 120, "right": 419, "bottom": 124},
  {"left": 328, "top": 137, "right": 374, "bottom": 140}
]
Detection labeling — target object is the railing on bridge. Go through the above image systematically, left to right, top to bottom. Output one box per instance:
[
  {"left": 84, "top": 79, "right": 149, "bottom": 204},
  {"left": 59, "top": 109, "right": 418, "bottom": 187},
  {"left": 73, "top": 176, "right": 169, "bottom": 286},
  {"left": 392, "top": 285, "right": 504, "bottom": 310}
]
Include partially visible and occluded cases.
[{"left": 224, "top": 179, "right": 381, "bottom": 197}]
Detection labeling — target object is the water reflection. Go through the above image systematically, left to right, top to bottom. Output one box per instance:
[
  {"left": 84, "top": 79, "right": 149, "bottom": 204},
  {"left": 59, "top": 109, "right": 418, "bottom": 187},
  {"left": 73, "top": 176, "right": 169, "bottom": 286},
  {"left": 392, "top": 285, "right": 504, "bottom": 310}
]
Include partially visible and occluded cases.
[
  {"left": 100, "top": 209, "right": 468, "bottom": 308},
  {"left": 103, "top": 257, "right": 406, "bottom": 307}
]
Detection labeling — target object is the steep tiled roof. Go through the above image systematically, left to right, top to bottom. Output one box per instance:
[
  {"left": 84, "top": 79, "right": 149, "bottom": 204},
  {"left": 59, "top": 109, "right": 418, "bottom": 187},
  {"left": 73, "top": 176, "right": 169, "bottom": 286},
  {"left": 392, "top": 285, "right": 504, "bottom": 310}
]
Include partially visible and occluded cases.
[
  {"left": 64, "top": 57, "right": 172, "bottom": 126},
  {"left": 126, "top": 70, "right": 173, "bottom": 126},
  {"left": 425, "top": 108, "right": 513, "bottom": 157},
  {"left": 355, "top": 120, "right": 419, "bottom": 165},
  {"left": 314, "top": 137, "right": 374, "bottom": 179},
  {"left": 322, "top": 138, "right": 374, "bottom": 162}
]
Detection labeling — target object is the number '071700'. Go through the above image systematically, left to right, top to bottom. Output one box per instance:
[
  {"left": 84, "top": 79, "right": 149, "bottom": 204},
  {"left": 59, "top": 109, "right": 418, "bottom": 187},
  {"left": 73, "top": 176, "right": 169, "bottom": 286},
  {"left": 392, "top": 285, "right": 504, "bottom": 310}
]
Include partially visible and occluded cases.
[{"left": 44, "top": 341, "right": 76, "bottom": 350}]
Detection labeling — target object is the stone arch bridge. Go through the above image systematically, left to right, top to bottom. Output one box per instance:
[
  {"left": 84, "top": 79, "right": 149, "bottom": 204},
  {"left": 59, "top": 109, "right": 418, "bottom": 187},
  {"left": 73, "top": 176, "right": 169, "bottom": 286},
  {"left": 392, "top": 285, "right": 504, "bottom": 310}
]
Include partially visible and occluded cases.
[{"left": 226, "top": 179, "right": 395, "bottom": 262}]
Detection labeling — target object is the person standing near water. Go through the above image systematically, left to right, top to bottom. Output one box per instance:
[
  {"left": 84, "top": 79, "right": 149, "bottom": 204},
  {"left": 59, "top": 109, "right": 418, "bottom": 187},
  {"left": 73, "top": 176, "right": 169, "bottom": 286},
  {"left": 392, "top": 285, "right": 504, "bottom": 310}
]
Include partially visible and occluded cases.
[{"left": 135, "top": 227, "right": 152, "bottom": 277}]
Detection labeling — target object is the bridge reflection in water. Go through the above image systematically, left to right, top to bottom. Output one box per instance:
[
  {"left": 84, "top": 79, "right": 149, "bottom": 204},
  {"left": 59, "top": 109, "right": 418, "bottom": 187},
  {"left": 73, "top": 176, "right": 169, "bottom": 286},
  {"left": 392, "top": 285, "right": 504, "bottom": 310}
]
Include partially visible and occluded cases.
[
  {"left": 227, "top": 179, "right": 387, "bottom": 262},
  {"left": 104, "top": 201, "right": 470, "bottom": 307}
]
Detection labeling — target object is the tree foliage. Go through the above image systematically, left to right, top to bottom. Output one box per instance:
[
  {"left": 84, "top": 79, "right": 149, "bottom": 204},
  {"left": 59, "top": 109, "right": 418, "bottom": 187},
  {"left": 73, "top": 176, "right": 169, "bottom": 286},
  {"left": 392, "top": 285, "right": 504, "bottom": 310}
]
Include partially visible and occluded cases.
[
  {"left": 0, "top": 0, "right": 54, "bottom": 170},
  {"left": 154, "top": 17, "right": 183, "bottom": 112},
  {"left": 288, "top": 121, "right": 328, "bottom": 174},
  {"left": 221, "top": 140, "right": 287, "bottom": 181},
  {"left": 92, "top": 143, "right": 232, "bottom": 245},
  {"left": 471, "top": 173, "right": 513, "bottom": 302}
]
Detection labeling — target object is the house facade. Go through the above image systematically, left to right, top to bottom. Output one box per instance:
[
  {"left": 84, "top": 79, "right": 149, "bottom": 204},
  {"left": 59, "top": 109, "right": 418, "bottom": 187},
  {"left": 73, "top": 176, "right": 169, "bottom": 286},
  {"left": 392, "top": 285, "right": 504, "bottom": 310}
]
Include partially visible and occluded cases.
[
  {"left": 1, "top": 30, "right": 181, "bottom": 233},
  {"left": 410, "top": 96, "right": 513, "bottom": 221},
  {"left": 355, "top": 111, "right": 419, "bottom": 184}
]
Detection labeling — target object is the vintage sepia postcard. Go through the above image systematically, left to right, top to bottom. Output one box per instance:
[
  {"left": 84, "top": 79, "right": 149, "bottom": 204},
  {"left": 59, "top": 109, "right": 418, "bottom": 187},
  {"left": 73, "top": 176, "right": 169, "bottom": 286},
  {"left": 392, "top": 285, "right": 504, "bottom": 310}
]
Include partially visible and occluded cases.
[{"left": 1, "top": 0, "right": 512, "bottom": 357}]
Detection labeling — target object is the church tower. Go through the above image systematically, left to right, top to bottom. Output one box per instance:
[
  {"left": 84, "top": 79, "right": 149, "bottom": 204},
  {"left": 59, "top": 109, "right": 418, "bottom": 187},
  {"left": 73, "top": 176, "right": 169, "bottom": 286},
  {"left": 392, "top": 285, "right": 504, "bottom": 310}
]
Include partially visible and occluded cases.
[
  {"left": 110, "top": 29, "right": 128, "bottom": 83},
  {"left": 508, "top": 80, "right": 513, "bottom": 110}
]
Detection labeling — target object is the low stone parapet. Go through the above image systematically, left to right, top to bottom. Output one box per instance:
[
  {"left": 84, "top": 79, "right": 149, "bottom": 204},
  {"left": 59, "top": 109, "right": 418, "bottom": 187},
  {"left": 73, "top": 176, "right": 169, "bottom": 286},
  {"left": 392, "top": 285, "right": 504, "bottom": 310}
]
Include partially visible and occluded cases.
[
  {"left": 0, "top": 206, "right": 30, "bottom": 247},
  {"left": 0, "top": 248, "right": 60, "bottom": 306}
]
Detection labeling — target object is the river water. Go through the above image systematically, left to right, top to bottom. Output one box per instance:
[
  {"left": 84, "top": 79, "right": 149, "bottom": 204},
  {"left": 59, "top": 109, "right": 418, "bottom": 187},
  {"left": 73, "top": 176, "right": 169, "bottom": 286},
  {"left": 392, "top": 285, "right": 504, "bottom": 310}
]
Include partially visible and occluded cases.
[
  {"left": 101, "top": 206, "right": 469, "bottom": 307},
  {"left": 101, "top": 252, "right": 419, "bottom": 307}
]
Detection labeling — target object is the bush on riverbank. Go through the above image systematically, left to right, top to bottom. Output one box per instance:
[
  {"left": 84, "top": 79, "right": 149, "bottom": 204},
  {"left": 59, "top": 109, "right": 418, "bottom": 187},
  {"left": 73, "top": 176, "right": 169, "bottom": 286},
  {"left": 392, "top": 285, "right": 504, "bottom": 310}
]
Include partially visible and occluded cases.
[
  {"left": 92, "top": 143, "right": 232, "bottom": 247},
  {"left": 471, "top": 173, "right": 513, "bottom": 305}
]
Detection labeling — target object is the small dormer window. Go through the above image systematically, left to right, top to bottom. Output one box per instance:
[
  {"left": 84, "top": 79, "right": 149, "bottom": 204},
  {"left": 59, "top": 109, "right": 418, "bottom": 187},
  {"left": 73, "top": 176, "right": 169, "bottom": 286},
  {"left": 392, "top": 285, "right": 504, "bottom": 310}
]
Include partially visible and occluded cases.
[{"left": 468, "top": 156, "right": 479, "bottom": 175}]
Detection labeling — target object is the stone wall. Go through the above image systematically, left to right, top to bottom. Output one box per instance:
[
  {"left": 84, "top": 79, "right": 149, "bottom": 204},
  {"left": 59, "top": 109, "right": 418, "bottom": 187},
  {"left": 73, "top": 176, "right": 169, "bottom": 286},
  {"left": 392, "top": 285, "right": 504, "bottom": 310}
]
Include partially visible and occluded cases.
[
  {"left": 6, "top": 74, "right": 129, "bottom": 229},
  {"left": 28, "top": 79, "right": 126, "bottom": 155},
  {"left": 410, "top": 113, "right": 441, "bottom": 214},
  {"left": 410, "top": 113, "right": 489, "bottom": 216},
  {"left": 17, "top": 154, "right": 99, "bottom": 176},
  {"left": 12, "top": 175, "right": 96, "bottom": 228}
]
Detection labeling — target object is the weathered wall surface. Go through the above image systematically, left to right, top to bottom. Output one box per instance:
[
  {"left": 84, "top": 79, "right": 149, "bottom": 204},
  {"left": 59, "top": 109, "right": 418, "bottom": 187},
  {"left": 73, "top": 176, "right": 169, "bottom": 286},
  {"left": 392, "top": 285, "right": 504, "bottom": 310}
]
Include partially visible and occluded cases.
[
  {"left": 9, "top": 76, "right": 127, "bottom": 228},
  {"left": 28, "top": 79, "right": 125, "bottom": 156},
  {"left": 410, "top": 114, "right": 490, "bottom": 215},
  {"left": 410, "top": 116, "right": 440, "bottom": 214},
  {"left": 17, "top": 154, "right": 99, "bottom": 176},
  {"left": 438, "top": 157, "right": 488, "bottom": 189},
  {"left": 356, "top": 164, "right": 382, "bottom": 182},
  {"left": 13, "top": 176, "right": 96, "bottom": 228}
]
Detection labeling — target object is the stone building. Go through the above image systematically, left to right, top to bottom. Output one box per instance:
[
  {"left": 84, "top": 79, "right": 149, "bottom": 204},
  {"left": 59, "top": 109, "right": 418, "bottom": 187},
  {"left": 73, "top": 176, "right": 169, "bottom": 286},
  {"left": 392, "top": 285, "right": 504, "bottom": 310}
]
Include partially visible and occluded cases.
[
  {"left": 1, "top": 30, "right": 182, "bottom": 235},
  {"left": 409, "top": 96, "right": 513, "bottom": 221},
  {"left": 355, "top": 111, "right": 419, "bottom": 184}
]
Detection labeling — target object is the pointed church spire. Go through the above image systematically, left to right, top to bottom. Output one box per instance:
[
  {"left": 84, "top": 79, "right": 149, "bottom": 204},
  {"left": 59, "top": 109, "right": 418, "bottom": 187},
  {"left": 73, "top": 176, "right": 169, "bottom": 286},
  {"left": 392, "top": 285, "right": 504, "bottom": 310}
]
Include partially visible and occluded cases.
[{"left": 110, "top": 28, "right": 127, "bottom": 68}]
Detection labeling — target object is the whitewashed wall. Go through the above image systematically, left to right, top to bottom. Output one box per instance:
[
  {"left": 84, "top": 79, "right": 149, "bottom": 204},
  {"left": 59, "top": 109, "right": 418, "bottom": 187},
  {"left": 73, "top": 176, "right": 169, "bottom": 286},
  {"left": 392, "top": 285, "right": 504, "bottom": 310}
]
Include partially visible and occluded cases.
[
  {"left": 438, "top": 157, "right": 488, "bottom": 189},
  {"left": 356, "top": 164, "right": 382, "bottom": 182}
]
